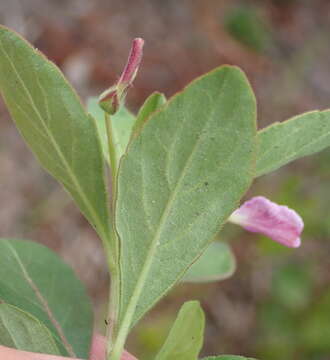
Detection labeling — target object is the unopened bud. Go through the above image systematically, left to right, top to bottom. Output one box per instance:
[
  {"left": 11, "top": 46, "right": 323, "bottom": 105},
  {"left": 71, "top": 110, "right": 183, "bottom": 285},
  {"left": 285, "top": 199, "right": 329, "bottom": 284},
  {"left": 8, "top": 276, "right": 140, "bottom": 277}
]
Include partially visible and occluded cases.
[{"left": 99, "top": 38, "right": 144, "bottom": 114}]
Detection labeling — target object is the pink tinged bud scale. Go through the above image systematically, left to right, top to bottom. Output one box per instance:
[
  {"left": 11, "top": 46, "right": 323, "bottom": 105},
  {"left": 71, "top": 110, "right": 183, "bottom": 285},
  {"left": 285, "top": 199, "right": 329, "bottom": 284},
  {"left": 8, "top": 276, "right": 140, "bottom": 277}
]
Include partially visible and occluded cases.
[
  {"left": 99, "top": 38, "right": 145, "bottom": 115},
  {"left": 228, "top": 196, "right": 304, "bottom": 248}
]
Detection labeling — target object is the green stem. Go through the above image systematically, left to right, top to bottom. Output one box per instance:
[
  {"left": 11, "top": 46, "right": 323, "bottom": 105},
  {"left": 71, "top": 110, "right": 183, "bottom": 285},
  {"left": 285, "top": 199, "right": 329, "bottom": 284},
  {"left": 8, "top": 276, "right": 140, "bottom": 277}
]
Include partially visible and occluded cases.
[
  {"left": 104, "top": 108, "right": 148, "bottom": 359},
  {"left": 104, "top": 112, "right": 121, "bottom": 358},
  {"left": 105, "top": 112, "right": 119, "bottom": 190},
  {"left": 108, "top": 229, "right": 159, "bottom": 360},
  {"left": 106, "top": 243, "right": 120, "bottom": 353},
  {"left": 108, "top": 283, "right": 140, "bottom": 360}
]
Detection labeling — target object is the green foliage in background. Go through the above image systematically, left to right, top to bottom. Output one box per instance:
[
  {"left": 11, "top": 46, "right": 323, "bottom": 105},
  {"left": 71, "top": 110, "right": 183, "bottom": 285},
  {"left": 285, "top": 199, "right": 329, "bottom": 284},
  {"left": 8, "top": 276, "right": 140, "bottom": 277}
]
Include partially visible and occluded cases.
[
  {"left": 224, "top": 5, "right": 271, "bottom": 52},
  {"left": 256, "top": 258, "right": 330, "bottom": 359}
]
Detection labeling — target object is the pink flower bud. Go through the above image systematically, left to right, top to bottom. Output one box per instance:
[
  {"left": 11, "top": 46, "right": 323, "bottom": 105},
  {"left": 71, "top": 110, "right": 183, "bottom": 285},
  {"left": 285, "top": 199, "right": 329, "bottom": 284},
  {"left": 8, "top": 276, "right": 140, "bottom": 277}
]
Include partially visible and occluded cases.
[
  {"left": 118, "top": 37, "right": 144, "bottom": 85},
  {"left": 99, "top": 38, "right": 144, "bottom": 115},
  {"left": 228, "top": 196, "right": 303, "bottom": 248}
]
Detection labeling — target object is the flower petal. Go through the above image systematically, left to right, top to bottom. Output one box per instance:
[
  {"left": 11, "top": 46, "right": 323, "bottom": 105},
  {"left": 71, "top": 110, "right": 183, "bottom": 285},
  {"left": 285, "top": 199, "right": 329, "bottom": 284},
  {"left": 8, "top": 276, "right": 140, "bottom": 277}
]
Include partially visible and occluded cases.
[{"left": 228, "top": 196, "right": 303, "bottom": 248}]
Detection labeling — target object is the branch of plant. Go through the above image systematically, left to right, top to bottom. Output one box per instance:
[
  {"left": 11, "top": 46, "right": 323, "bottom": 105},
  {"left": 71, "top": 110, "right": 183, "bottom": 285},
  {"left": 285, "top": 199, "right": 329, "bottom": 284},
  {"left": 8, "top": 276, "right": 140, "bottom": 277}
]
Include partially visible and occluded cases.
[{"left": 104, "top": 112, "right": 122, "bottom": 359}]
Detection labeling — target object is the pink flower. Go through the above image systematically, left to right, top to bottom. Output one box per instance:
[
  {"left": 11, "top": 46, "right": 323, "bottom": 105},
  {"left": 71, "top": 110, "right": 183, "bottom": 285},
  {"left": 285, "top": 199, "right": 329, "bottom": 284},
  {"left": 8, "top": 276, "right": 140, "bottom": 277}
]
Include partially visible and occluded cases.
[
  {"left": 99, "top": 38, "right": 144, "bottom": 115},
  {"left": 228, "top": 196, "right": 303, "bottom": 248}
]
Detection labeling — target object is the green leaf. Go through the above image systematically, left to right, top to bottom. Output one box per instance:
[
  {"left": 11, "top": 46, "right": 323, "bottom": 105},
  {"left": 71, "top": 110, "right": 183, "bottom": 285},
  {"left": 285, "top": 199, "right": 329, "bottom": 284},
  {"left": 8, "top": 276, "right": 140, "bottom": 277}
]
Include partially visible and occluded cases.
[
  {"left": 0, "top": 26, "right": 110, "bottom": 240},
  {"left": 116, "top": 66, "right": 257, "bottom": 330},
  {"left": 133, "top": 92, "right": 166, "bottom": 134},
  {"left": 88, "top": 97, "right": 136, "bottom": 165},
  {"left": 256, "top": 110, "right": 330, "bottom": 177},
  {"left": 0, "top": 239, "right": 93, "bottom": 359},
  {"left": 183, "top": 242, "right": 236, "bottom": 283},
  {"left": 271, "top": 262, "right": 312, "bottom": 311},
  {"left": 301, "top": 290, "right": 330, "bottom": 352},
  {"left": 155, "top": 301, "right": 204, "bottom": 360},
  {"left": 0, "top": 303, "right": 60, "bottom": 355},
  {"left": 202, "top": 356, "right": 256, "bottom": 360}
]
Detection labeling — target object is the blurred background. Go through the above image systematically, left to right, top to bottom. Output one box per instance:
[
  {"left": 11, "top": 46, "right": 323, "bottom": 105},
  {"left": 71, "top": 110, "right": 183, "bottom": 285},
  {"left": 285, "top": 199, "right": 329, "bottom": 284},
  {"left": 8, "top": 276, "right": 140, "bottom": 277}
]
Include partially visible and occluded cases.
[{"left": 0, "top": 1, "right": 330, "bottom": 359}]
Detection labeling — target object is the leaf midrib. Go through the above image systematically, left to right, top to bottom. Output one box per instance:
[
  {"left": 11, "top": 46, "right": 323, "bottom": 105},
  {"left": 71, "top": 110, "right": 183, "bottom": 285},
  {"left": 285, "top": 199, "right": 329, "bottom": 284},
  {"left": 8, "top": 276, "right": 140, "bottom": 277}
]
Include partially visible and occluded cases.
[{"left": 119, "top": 73, "right": 229, "bottom": 331}]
